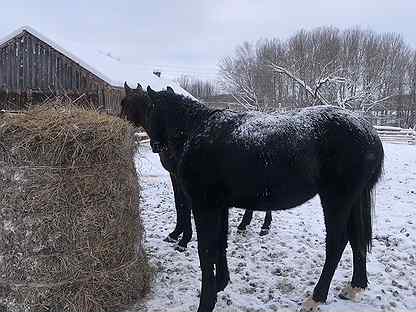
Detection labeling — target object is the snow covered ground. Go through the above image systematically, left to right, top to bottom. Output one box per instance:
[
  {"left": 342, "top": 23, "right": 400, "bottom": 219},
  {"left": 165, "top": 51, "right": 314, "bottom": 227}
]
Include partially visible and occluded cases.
[{"left": 132, "top": 143, "right": 416, "bottom": 312}]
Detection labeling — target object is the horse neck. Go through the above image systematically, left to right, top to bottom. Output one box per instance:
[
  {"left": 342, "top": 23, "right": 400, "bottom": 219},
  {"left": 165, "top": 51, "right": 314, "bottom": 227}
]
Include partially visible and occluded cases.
[{"left": 169, "top": 100, "right": 214, "bottom": 134}]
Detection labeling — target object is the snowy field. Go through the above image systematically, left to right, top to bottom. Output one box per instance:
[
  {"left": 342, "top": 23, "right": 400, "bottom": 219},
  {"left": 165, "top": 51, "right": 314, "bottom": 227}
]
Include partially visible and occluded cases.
[{"left": 132, "top": 143, "right": 416, "bottom": 312}]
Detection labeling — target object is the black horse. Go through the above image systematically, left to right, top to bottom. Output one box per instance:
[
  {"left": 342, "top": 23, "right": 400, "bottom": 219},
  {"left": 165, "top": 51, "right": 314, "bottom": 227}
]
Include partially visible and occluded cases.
[
  {"left": 120, "top": 83, "right": 273, "bottom": 251},
  {"left": 122, "top": 85, "right": 384, "bottom": 312}
]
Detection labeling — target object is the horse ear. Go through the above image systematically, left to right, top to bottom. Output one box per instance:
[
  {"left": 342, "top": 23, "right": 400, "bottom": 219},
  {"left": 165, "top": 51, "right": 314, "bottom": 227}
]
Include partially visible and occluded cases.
[
  {"left": 124, "top": 82, "right": 131, "bottom": 94},
  {"left": 136, "top": 83, "right": 143, "bottom": 91},
  {"left": 147, "top": 86, "right": 156, "bottom": 97},
  {"left": 166, "top": 86, "right": 175, "bottom": 94}
]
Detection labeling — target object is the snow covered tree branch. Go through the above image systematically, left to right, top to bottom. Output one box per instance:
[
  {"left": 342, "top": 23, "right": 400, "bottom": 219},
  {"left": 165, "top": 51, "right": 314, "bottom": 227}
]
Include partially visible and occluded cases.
[{"left": 269, "top": 62, "right": 392, "bottom": 111}]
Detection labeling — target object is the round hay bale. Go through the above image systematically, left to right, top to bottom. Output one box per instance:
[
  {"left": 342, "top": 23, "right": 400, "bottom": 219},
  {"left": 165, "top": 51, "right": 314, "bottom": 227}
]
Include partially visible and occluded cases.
[{"left": 0, "top": 105, "right": 152, "bottom": 312}]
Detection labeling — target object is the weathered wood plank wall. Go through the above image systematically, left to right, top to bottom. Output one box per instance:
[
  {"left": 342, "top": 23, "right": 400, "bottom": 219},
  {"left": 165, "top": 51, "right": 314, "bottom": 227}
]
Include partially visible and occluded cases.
[{"left": 0, "top": 30, "right": 123, "bottom": 114}]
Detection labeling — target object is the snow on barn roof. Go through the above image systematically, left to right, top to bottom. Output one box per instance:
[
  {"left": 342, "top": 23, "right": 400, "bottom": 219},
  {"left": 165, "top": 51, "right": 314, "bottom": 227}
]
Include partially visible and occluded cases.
[{"left": 0, "top": 26, "right": 196, "bottom": 99}]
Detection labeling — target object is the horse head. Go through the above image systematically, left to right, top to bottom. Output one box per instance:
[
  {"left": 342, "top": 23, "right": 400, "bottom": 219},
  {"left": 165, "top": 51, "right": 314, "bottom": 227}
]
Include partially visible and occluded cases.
[
  {"left": 120, "top": 82, "right": 153, "bottom": 132},
  {"left": 143, "top": 85, "right": 209, "bottom": 155},
  {"left": 146, "top": 86, "right": 169, "bottom": 153}
]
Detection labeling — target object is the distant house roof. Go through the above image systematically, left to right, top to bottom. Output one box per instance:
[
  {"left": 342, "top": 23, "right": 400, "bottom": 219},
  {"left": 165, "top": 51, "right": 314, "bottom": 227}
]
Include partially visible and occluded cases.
[{"left": 0, "top": 26, "right": 196, "bottom": 99}]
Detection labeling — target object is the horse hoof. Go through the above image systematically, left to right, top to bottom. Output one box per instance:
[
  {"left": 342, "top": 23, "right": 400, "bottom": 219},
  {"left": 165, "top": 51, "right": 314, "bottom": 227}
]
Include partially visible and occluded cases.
[
  {"left": 259, "top": 228, "right": 269, "bottom": 236},
  {"left": 163, "top": 235, "right": 178, "bottom": 243},
  {"left": 175, "top": 245, "right": 187, "bottom": 252},
  {"left": 216, "top": 274, "right": 230, "bottom": 292},
  {"left": 339, "top": 285, "right": 365, "bottom": 302},
  {"left": 197, "top": 296, "right": 217, "bottom": 312},
  {"left": 300, "top": 297, "right": 320, "bottom": 312}
]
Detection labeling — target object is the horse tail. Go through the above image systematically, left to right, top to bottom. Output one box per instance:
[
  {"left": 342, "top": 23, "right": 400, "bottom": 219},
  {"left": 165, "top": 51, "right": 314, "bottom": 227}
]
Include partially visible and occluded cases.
[{"left": 351, "top": 140, "right": 384, "bottom": 254}]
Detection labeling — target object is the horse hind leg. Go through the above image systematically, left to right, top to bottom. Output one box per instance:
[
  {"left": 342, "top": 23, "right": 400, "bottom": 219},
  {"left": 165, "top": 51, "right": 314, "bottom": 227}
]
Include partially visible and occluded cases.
[
  {"left": 340, "top": 187, "right": 373, "bottom": 301},
  {"left": 302, "top": 193, "right": 352, "bottom": 312},
  {"left": 176, "top": 204, "right": 192, "bottom": 251},
  {"left": 216, "top": 208, "right": 230, "bottom": 292},
  {"left": 237, "top": 210, "right": 253, "bottom": 232},
  {"left": 259, "top": 211, "right": 272, "bottom": 236},
  {"left": 338, "top": 221, "right": 367, "bottom": 302},
  {"left": 338, "top": 227, "right": 367, "bottom": 301}
]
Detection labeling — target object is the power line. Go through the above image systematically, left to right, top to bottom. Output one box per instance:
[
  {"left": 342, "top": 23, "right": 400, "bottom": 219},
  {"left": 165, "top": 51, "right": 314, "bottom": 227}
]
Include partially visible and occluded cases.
[
  {"left": 98, "top": 51, "right": 222, "bottom": 79},
  {"left": 96, "top": 53, "right": 219, "bottom": 72},
  {"left": 111, "top": 58, "right": 221, "bottom": 77},
  {"left": 122, "top": 61, "right": 219, "bottom": 72}
]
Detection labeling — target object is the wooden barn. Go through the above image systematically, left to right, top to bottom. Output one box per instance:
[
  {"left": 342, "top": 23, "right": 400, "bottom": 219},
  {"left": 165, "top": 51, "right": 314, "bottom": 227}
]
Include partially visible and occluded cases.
[{"left": 0, "top": 26, "right": 195, "bottom": 114}]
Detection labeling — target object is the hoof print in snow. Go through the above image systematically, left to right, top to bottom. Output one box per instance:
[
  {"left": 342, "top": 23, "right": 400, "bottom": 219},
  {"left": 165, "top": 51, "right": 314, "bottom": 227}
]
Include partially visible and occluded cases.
[
  {"left": 259, "top": 228, "right": 269, "bottom": 236},
  {"left": 175, "top": 245, "right": 187, "bottom": 252}
]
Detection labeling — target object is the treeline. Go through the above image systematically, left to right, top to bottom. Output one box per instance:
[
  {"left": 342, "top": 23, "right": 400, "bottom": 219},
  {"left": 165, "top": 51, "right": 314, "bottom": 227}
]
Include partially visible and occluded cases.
[
  {"left": 219, "top": 26, "right": 416, "bottom": 127},
  {"left": 176, "top": 75, "right": 218, "bottom": 99}
]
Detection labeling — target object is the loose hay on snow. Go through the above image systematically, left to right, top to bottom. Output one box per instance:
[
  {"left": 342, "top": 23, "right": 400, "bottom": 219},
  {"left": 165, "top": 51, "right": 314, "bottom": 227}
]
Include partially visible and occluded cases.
[{"left": 0, "top": 104, "right": 152, "bottom": 312}]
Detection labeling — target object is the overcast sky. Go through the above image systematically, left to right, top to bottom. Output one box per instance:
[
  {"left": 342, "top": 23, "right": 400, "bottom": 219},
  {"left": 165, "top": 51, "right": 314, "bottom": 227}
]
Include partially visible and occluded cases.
[{"left": 1, "top": 0, "right": 415, "bottom": 80}]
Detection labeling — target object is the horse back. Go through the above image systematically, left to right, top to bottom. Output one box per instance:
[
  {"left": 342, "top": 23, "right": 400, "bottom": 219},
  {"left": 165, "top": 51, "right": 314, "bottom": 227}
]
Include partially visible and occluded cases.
[{"left": 178, "top": 106, "right": 383, "bottom": 210}]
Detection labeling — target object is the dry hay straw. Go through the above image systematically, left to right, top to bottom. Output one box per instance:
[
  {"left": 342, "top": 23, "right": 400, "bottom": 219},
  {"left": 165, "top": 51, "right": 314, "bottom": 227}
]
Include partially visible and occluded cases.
[{"left": 0, "top": 103, "right": 152, "bottom": 312}]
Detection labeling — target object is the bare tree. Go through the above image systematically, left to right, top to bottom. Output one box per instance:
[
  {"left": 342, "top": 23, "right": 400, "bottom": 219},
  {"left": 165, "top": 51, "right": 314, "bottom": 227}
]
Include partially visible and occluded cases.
[
  {"left": 219, "top": 26, "right": 415, "bottom": 126},
  {"left": 219, "top": 42, "right": 261, "bottom": 110},
  {"left": 270, "top": 61, "right": 392, "bottom": 112},
  {"left": 176, "top": 75, "right": 218, "bottom": 99}
]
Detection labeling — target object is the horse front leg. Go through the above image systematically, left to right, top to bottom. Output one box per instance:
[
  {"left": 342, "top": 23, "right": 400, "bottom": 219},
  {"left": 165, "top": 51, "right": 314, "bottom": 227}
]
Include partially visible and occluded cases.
[
  {"left": 164, "top": 174, "right": 185, "bottom": 243},
  {"left": 193, "top": 200, "right": 224, "bottom": 312},
  {"left": 176, "top": 202, "right": 192, "bottom": 251},
  {"left": 259, "top": 210, "right": 272, "bottom": 236}
]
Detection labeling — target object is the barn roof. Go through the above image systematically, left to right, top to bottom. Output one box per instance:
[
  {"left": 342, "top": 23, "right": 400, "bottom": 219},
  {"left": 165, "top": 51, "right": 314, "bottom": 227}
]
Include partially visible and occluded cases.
[{"left": 0, "top": 26, "right": 196, "bottom": 99}]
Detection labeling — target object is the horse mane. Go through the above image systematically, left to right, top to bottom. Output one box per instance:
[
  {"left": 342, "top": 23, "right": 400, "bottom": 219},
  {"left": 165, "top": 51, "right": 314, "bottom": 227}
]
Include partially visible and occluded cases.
[
  {"left": 157, "top": 91, "right": 216, "bottom": 130},
  {"left": 161, "top": 91, "right": 209, "bottom": 111}
]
